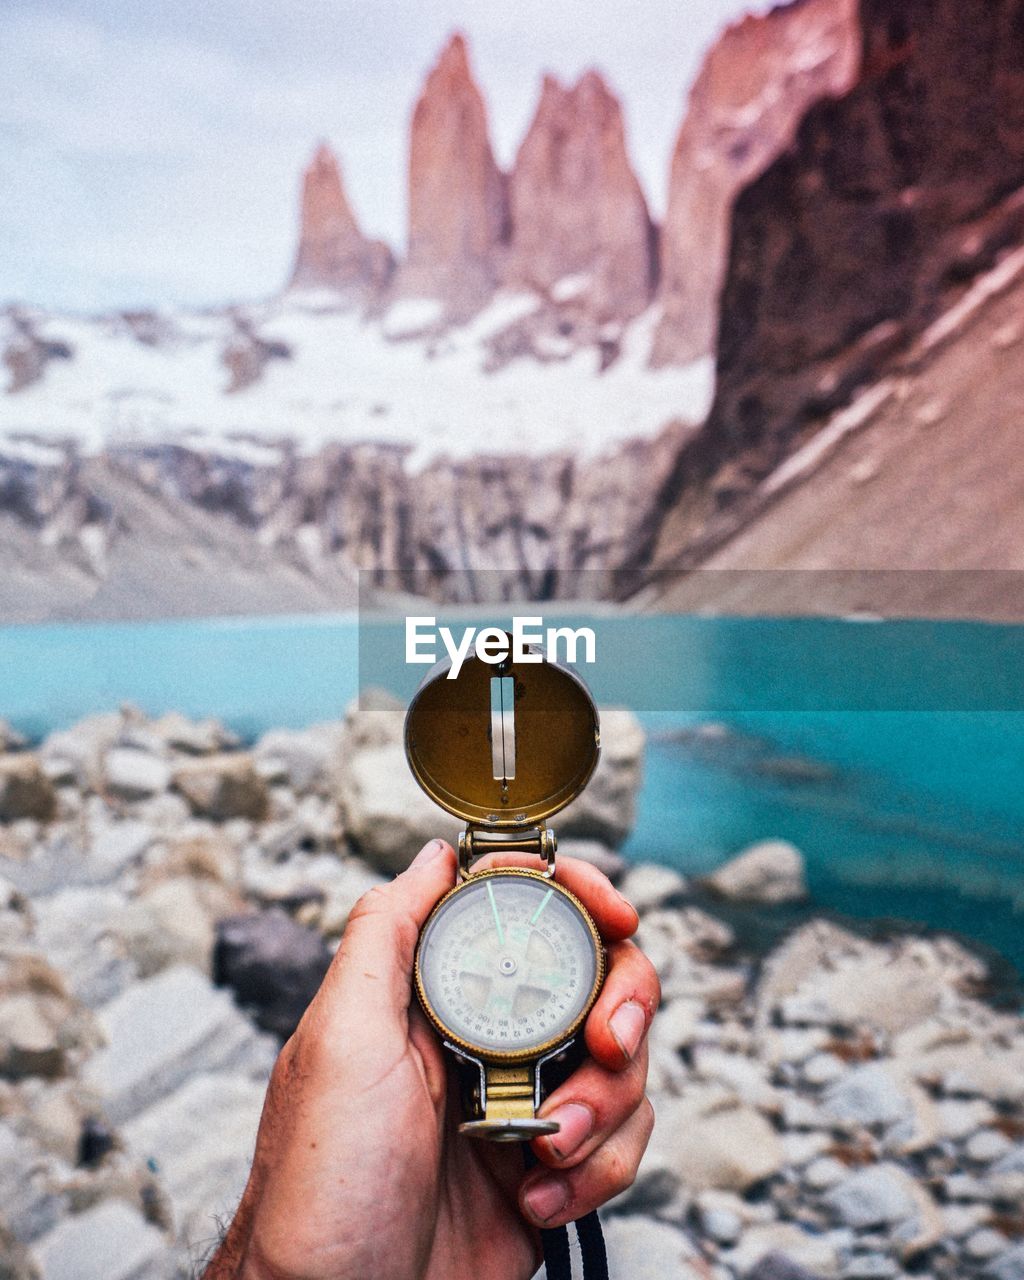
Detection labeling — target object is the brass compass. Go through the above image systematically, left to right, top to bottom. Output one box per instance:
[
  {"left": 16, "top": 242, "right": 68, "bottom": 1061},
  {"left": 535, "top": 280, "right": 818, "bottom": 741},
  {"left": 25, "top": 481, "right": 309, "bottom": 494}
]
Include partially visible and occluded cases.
[{"left": 407, "top": 643, "right": 604, "bottom": 1141}]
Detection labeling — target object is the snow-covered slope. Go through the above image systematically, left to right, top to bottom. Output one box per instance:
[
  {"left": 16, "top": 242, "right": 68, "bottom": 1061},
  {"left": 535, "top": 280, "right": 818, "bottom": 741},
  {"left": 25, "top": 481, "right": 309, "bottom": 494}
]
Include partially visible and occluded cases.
[{"left": 0, "top": 291, "right": 713, "bottom": 466}]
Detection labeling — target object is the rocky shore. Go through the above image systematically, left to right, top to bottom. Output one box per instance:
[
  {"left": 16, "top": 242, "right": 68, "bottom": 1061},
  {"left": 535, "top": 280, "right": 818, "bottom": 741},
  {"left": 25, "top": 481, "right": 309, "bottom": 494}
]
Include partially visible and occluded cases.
[{"left": 1, "top": 704, "right": 1023, "bottom": 1280}]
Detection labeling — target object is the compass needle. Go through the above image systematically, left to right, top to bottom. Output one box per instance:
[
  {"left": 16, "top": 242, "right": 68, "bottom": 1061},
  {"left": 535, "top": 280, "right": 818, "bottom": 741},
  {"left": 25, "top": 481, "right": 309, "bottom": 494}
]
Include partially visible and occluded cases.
[{"left": 486, "top": 880, "right": 505, "bottom": 946}]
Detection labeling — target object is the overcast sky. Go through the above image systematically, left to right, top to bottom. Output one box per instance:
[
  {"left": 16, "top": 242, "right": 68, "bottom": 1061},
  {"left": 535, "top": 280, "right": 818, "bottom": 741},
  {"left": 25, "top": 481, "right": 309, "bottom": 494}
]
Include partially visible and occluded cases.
[{"left": 2, "top": 0, "right": 759, "bottom": 311}]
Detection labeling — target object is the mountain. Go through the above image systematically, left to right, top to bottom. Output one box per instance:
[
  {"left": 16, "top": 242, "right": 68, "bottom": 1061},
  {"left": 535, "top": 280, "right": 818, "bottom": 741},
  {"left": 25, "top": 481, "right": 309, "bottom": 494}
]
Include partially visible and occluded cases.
[
  {"left": 638, "top": 0, "right": 1024, "bottom": 608},
  {"left": 650, "top": 0, "right": 860, "bottom": 366},
  {"left": 395, "top": 33, "right": 509, "bottom": 322},
  {"left": 505, "top": 70, "right": 656, "bottom": 321},
  {"left": 289, "top": 144, "right": 394, "bottom": 298}
]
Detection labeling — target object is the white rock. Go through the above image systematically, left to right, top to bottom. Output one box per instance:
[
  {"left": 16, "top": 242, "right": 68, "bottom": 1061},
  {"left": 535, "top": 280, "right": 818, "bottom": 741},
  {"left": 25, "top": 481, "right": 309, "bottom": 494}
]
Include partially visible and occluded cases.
[
  {"left": 558, "top": 708, "right": 645, "bottom": 846},
  {"left": 255, "top": 723, "right": 347, "bottom": 792},
  {"left": 338, "top": 744, "right": 459, "bottom": 872},
  {"left": 103, "top": 749, "right": 172, "bottom": 801},
  {"left": 555, "top": 838, "right": 626, "bottom": 881},
  {"left": 705, "top": 840, "right": 808, "bottom": 904},
  {"left": 617, "top": 863, "right": 688, "bottom": 914},
  {"left": 32, "top": 886, "right": 136, "bottom": 1006},
  {"left": 84, "top": 964, "right": 277, "bottom": 1123},
  {"left": 804, "top": 1053, "right": 848, "bottom": 1087},
  {"left": 823, "top": 1064, "right": 914, "bottom": 1129},
  {"left": 123, "top": 1072, "right": 265, "bottom": 1246},
  {"left": 644, "top": 1095, "right": 784, "bottom": 1194},
  {"left": 934, "top": 1097, "right": 995, "bottom": 1141},
  {"left": 0, "top": 1123, "right": 69, "bottom": 1241},
  {"left": 967, "top": 1130, "right": 1013, "bottom": 1163},
  {"left": 781, "top": 1131, "right": 832, "bottom": 1166},
  {"left": 805, "top": 1157, "right": 850, "bottom": 1190},
  {"left": 824, "top": 1164, "right": 925, "bottom": 1229},
  {"left": 31, "top": 1199, "right": 172, "bottom": 1280},
  {"left": 599, "top": 1215, "right": 708, "bottom": 1280},
  {"left": 727, "top": 1221, "right": 840, "bottom": 1276},
  {"left": 967, "top": 1229, "right": 1011, "bottom": 1261},
  {"left": 985, "top": 1243, "right": 1024, "bottom": 1280}
]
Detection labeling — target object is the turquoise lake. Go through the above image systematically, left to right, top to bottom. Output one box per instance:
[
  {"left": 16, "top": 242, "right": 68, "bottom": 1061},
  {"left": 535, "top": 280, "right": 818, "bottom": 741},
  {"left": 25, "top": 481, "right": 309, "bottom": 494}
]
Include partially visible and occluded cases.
[{"left": 2, "top": 612, "right": 1023, "bottom": 971}]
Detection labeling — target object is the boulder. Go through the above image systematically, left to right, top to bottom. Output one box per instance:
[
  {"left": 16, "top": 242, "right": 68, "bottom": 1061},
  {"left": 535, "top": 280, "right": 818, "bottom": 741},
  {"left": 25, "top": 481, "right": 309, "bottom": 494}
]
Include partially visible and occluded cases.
[
  {"left": 558, "top": 708, "right": 644, "bottom": 847},
  {"left": 149, "top": 711, "right": 238, "bottom": 756},
  {"left": 40, "top": 713, "right": 123, "bottom": 790},
  {"left": 254, "top": 722, "right": 348, "bottom": 793},
  {"left": 338, "top": 743, "right": 458, "bottom": 872},
  {"left": 103, "top": 749, "right": 172, "bottom": 802},
  {"left": 0, "top": 755, "right": 56, "bottom": 823},
  {"left": 173, "top": 755, "right": 269, "bottom": 822},
  {"left": 705, "top": 841, "right": 808, "bottom": 904},
  {"left": 617, "top": 862, "right": 689, "bottom": 914},
  {"left": 119, "top": 877, "right": 241, "bottom": 978},
  {"left": 30, "top": 886, "right": 137, "bottom": 1006},
  {"left": 213, "top": 910, "right": 332, "bottom": 1039},
  {"left": 83, "top": 964, "right": 277, "bottom": 1123},
  {"left": 822, "top": 1064, "right": 914, "bottom": 1130},
  {"left": 122, "top": 1072, "right": 266, "bottom": 1242},
  {"left": 0, "top": 1122, "right": 69, "bottom": 1242},
  {"left": 823, "top": 1164, "right": 927, "bottom": 1230},
  {"left": 30, "top": 1199, "right": 172, "bottom": 1280},
  {"left": 599, "top": 1215, "right": 712, "bottom": 1280},
  {"left": 729, "top": 1227, "right": 839, "bottom": 1277}
]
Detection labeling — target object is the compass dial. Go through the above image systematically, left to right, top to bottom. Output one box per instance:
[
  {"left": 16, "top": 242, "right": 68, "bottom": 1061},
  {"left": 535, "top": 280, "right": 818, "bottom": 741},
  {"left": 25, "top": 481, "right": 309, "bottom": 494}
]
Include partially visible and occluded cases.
[{"left": 416, "top": 872, "right": 602, "bottom": 1058}]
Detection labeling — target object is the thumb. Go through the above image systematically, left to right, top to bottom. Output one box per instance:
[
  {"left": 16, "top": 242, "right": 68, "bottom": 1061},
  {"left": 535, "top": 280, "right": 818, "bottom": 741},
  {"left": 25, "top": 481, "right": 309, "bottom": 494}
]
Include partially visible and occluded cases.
[{"left": 325, "top": 838, "right": 457, "bottom": 1027}]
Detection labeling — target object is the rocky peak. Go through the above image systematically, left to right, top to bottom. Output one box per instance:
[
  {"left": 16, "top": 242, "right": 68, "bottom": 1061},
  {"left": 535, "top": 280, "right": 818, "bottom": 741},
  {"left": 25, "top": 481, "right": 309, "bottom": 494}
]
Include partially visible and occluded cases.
[
  {"left": 650, "top": 0, "right": 860, "bottom": 366},
  {"left": 398, "top": 32, "right": 509, "bottom": 320},
  {"left": 506, "top": 68, "right": 655, "bottom": 320},
  {"left": 289, "top": 143, "right": 394, "bottom": 298}
]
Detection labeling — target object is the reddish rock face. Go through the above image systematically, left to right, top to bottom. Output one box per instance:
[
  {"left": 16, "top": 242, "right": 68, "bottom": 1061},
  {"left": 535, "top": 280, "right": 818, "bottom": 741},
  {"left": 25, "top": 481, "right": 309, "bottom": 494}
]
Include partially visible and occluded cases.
[
  {"left": 650, "top": 0, "right": 860, "bottom": 366},
  {"left": 399, "top": 33, "right": 509, "bottom": 319},
  {"left": 506, "top": 70, "right": 656, "bottom": 321},
  {"left": 290, "top": 144, "right": 394, "bottom": 297}
]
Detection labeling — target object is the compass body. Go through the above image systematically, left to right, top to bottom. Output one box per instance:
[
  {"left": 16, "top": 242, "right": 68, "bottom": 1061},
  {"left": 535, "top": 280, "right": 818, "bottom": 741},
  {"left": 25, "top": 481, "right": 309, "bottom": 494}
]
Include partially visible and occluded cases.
[
  {"left": 405, "top": 641, "right": 603, "bottom": 1140},
  {"left": 416, "top": 868, "right": 604, "bottom": 1062}
]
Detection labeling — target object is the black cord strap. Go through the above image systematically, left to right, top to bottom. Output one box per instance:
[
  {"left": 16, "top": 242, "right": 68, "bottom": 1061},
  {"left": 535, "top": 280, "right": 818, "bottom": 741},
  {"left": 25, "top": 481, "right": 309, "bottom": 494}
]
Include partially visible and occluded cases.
[{"left": 525, "top": 1151, "right": 608, "bottom": 1279}]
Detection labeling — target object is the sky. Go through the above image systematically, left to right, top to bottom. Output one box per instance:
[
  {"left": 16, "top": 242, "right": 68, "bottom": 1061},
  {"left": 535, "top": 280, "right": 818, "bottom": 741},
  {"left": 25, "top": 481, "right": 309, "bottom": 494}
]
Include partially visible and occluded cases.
[{"left": 1, "top": 0, "right": 759, "bottom": 311}]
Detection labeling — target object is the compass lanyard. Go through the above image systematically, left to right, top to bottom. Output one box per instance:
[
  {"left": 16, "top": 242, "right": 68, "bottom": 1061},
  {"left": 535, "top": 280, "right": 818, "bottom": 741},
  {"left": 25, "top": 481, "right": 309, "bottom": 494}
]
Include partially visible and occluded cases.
[
  {"left": 525, "top": 1150, "right": 609, "bottom": 1280},
  {"left": 541, "top": 1212, "right": 608, "bottom": 1280}
]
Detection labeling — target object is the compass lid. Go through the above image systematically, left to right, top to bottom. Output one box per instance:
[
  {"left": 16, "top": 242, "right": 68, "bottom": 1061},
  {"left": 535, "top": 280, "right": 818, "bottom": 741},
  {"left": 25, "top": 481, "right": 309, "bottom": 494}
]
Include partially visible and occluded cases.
[{"left": 404, "top": 644, "right": 600, "bottom": 828}]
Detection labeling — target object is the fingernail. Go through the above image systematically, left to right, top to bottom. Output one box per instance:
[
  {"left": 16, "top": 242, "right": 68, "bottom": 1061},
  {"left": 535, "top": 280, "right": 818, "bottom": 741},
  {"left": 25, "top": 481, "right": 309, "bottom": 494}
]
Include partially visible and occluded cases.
[
  {"left": 410, "top": 839, "right": 448, "bottom": 870},
  {"left": 609, "top": 1000, "right": 646, "bottom": 1061},
  {"left": 543, "top": 1103, "right": 593, "bottom": 1159},
  {"left": 524, "top": 1176, "right": 568, "bottom": 1224}
]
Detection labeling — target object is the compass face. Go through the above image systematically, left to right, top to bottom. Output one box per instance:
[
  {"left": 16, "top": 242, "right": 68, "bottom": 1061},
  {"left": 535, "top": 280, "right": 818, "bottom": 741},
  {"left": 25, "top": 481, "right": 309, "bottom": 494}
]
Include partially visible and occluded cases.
[{"left": 416, "top": 872, "right": 602, "bottom": 1058}]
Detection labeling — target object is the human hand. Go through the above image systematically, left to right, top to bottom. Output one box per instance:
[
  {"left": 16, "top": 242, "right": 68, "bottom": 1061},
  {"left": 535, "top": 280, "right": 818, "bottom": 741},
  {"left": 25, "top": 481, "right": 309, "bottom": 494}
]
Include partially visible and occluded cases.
[{"left": 204, "top": 838, "right": 659, "bottom": 1280}]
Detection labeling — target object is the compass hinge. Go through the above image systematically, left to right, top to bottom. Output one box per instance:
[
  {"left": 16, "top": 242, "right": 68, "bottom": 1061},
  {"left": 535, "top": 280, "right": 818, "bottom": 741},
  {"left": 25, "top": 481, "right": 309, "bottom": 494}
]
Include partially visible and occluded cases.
[{"left": 458, "top": 825, "right": 557, "bottom": 880}]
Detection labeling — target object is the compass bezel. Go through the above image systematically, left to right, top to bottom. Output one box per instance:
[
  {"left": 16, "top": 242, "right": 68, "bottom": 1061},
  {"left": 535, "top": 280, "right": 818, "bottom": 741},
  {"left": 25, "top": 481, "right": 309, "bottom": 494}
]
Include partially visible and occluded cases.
[{"left": 414, "top": 867, "right": 606, "bottom": 1064}]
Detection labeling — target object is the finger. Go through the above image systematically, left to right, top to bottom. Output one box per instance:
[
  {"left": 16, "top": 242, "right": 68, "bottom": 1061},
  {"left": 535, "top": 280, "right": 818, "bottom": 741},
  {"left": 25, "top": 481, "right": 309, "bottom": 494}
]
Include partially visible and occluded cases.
[
  {"left": 317, "top": 838, "right": 456, "bottom": 1026},
  {"left": 473, "top": 851, "right": 639, "bottom": 942},
  {"left": 585, "top": 939, "right": 660, "bottom": 1071},
  {"left": 530, "top": 1040, "right": 649, "bottom": 1169},
  {"left": 520, "top": 1097, "right": 655, "bottom": 1228}
]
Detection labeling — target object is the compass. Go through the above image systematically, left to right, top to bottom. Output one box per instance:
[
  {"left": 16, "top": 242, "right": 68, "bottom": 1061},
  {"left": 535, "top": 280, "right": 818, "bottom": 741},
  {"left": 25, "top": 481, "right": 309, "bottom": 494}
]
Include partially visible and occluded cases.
[{"left": 406, "top": 641, "right": 604, "bottom": 1142}]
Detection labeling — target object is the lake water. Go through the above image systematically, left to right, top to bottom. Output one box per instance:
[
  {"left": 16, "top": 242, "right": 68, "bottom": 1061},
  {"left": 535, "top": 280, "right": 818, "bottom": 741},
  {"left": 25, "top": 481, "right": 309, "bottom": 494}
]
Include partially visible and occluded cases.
[{"left": 2, "top": 612, "right": 1023, "bottom": 969}]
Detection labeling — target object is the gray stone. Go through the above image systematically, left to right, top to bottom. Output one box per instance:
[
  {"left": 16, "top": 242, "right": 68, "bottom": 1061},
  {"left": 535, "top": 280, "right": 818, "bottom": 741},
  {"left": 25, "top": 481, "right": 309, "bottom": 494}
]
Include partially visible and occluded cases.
[
  {"left": 558, "top": 708, "right": 645, "bottom": 847},
  {"left": 150, "top": 711, "right": 238, "bottom": 756},
  {"left": 40, "top": 713, "right": 123, "bottom": 790},
  {"left": 255, "top": 722, "right": 347, "bottom": 792},
  {"left": 338, "top": 743, "right": 459, "bottom": 872},
  {"left": 103, "top": 749, "right": 172, "bottom": 801},
  {"left": 173, "top": 755, "right": 269, "bottom": 821},
  {"left": 0, "top": 756, "right": 56, "bottom": 823},
  {"left": 555, "top": 838, "right": 626, "bottom": 882},
  {"left": 705, "top": 840, "right": 808, "bottom": 904},
  {"left": 617, "top": 862, "right": 689, "bottom": 914},
  {"left": 31, "top": 886, "right": 137, "bottom": 1005},
  {"left": 213, "top": 909, "right": 332, "bottom": 1039},
  {"left": 83, "top": 964, "right": 277, "bottom": 1123},
  {"left": 804, "top": 1053, "right": 847, "bottom": 1088},
  {"left": 823, "top": 1065, "right": 913, "bottom": 1129},
  {"left": 122, "top": 1072, "right": 265, "bottom": 1245},
  {"left": 0, "top": 1123, "right": 69, "bottom": 1241},
  {"left": 967, "top": 1130, "right": 1013, "bottom": 1163},
  {"left": 992, "top": 1145, "right": 1024, "bottom": 1176},
  {"left": 804, "top": 1157, "right": 849, "bottom": 1191},
  {"left": 824, "top": 1165, "right": 921, "bottom": 1229},
  {"left": 31, "top": 1199, "right": 172, "bottom": 1280},
  {"left": 700, "top": 1204, "right": 742, "bottom": 1245},
  {"left": 599, "top": 1215, "right": 709, "bottom": 1280},
  {"left": 967, "top": 1230, "right": 1011, "bottom": 1261},
  {"left": 985, "top": 1243, "right": 1024, "bottom": 1280},
  {"left": 746, "top": 1254, "right": 828, "bottom": 1280},
  {"left": 840, "top": 1255, "right": 898, "bottom": 1278}
]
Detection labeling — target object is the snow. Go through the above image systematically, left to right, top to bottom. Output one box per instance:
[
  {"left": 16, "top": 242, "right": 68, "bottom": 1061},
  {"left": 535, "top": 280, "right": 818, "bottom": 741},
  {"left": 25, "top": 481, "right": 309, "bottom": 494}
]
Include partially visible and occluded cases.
[
  {"left": 0, "top": 294, "right": 716, "bottom": 467},
  {"left": 380, "top": 297, "right": 443, "bottom": 338}
]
